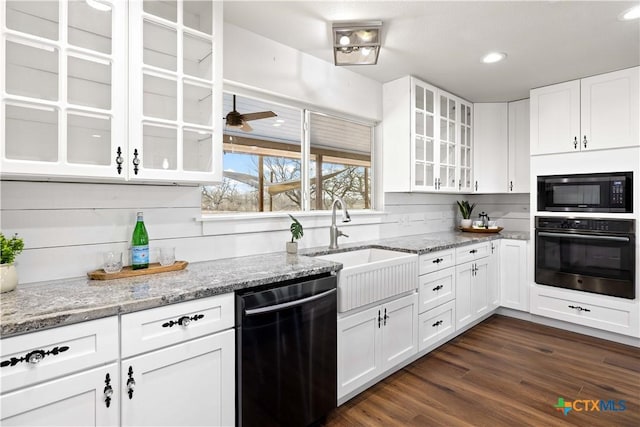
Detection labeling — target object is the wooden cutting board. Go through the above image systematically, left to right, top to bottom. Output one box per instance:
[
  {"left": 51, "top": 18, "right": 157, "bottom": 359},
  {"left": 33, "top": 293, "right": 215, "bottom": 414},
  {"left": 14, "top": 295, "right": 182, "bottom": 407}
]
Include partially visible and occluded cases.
[
  {"left": 458, "top": 226, "right": 503, "bottom": 234},
  {"left": 88, "top": 261, "right": 188, "bottom": 280}
]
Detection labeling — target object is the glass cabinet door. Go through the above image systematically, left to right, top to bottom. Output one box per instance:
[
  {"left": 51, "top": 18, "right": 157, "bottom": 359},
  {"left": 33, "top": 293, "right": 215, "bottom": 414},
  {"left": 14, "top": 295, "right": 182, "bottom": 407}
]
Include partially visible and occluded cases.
[
  {"left": 2, "top": 0, "right": 126, "bottom": 178},
  {"left": 129, "top": 0, "right": 222, "bottom": 182},
  {"left": 412, "top": 81, "right": 436, "bottom": 190},
  {"left": 438, "top": 92, "right": 457, "bottom": 191},
  {"left": 459, "top": 101, "right": 473, "bottom": 192}
]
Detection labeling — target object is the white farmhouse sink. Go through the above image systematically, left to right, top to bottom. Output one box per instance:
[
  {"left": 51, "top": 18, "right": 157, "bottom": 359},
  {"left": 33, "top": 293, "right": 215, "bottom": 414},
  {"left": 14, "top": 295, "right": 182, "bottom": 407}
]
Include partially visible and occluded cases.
[{"left": 315, "top": 248, "right": 418, "bottom": 312}]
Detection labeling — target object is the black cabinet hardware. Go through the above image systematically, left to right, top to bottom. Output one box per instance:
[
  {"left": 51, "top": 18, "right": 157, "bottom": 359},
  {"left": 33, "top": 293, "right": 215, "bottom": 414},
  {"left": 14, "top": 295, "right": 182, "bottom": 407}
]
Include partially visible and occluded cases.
[
  {"left": 583, "top": 135, "right": 588, "bottom": 148},
  {"left": 573, "top": 136, "right": 578, "bottom": 149},
  {"left": 116, "top": 147, "right": 124, "bottom": 175},
  {"left": 132, "top": 149, "right": 140, "bottom": 175},
  {"left": 475, "top": 181, "right": 478, "bottom": 191},
  {"left": 509, "top": 181, "right": 513, "bottom": 191},
  {"left": 469, "top": 249, "right": 477, "bottom": 254},
  {"left": 432, "top": 258, "right": 443, "bottom": 264},
  {"left": 432, "top": 284, "right": 443, "bottom": 292},
  {"left": 568, "top": 305, "right": 591, "bottom": 312},
  {"left": 383, "top": 308, "right": 389, "bottom": 326},
  {"left": 377, "top": 310, "right": 381, "bottom": 328},
  {"left": 162, "top": 314, "right": 204, "bottom": 328},
  {"left": 432, "top": 320, "right": 443, "bottom": 327},
  {"left": 1, "top": 345, "right": 69, "bottom": 368},
  {"left": 127, "top": 366, "right": 136, "bottom": 399},
  {"left": 104, "top": 373, "right": 113, "bottom": 408}
]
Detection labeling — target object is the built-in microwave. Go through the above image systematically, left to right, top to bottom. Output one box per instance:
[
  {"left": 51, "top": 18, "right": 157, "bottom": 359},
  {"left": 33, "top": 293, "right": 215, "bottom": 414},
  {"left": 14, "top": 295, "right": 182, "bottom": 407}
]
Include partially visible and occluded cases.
[{"left": 537, "top": 172, "right": 633, "bottom": 213}]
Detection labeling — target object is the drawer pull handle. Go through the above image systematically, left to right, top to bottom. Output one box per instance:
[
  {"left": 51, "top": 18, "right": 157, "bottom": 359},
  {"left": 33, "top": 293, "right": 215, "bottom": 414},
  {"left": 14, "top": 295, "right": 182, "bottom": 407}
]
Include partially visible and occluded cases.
[
  {"left": 469, "top": 249, "right": 477, "bottom": 254},
  {"left": 432, "top": 258, "right": 443, "bottom": 264},
  {"left": 432, "top": 284, "right": 443, "bottom": 291},
  {"left": 568, "top": 305, "right": 591, "bottom": 313},
  {"left": 162, "top": 314, "right": 205, "bottom": 328},
  {"left": 432, "top": 320, "right": 443, "bottom": 327},
  {"left": 1, "top": 346, "right": 70, "bottom": 368},
  {"left": 127, "top": 366, "right": 136, "bottom": 399},
  {"left": 104, "top": 373, "right": 113, "bottom": 408}
]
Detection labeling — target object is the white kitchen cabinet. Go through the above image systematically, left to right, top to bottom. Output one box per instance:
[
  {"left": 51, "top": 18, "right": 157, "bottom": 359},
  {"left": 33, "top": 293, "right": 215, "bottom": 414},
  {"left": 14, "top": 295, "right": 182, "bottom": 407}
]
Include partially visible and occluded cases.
[
  {"left": 1, "top": 0, "right": 223, "bottom": 184},
  {"left": 1, "top": 0, "right": 128, "bottom": 179},
  {"left": 530, "top": 67, "right": 639, "bottom": 155},
  {"left": 382, "top": 75, "right": 473, "bottom": 193},
  {"left": 507, "top": 99, "right": 530, "bottom": 193},
  {"left": 473, "top": 103, "right": 508, "bottom": 193},
  {"left": 500, "top": 239, "right": 529, "bottom": 311},
  {"left": 488, "top": 241, "right": 500, "bottom": 310},
  {"left": 455, "top": 242, "right": 492, "bottom": 330},
  {"left": 418, "top": 266, "right": 456, "bottom": 313},
  {"left": 530, "top": 285, "right": 639, "bottom": 338},
  {"left": 337, "top": 292, "right": 418, "bottom": 399},
  {"left": 120, "top": 294, "right": 235, "bottom": 427},
  {"left": 418, "top": 300, "right": 456, "bottom": 352},
  {"left": 0, "top": 317, "right": 119, "bottom": 426},
  {"left": 1, "top": 363, "right": 119, "bottom": 427}
]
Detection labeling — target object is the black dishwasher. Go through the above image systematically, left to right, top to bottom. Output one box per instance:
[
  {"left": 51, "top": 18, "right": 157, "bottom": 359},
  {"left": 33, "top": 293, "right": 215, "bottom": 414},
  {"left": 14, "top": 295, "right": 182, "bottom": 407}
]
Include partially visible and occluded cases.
[{"left": 235, "top": 274, "right": 337, "bottom": 427}]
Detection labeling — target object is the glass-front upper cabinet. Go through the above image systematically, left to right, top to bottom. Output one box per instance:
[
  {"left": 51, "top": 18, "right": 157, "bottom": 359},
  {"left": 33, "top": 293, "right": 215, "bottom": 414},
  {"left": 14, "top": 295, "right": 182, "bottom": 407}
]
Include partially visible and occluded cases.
[
  {"left": 2, "top": 0, "right": 127, "bottom": 179},
  {"left": 128, "top": 0, "right": 222, "bottom": 182},
  {"left": 412, "top": 80, "right": 436, "bottom": 191},
  {"left": 438, "top": 91, "right": 457, "bottom": 191},
  {"left": 459, "top": 100, "right": 473, "bottom": 192}
]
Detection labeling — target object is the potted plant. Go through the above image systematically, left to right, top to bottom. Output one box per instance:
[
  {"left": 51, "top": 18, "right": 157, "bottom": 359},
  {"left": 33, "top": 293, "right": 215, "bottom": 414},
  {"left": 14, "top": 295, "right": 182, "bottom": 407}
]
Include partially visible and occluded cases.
[
  {"left": 456, "top": 200, "right": 476, "bottom": 228},
  {"left": 287, "top": 214, "right": 304, "bottom": 254},
  {"left": 1, "top": 233, "right": 24, "bottom": 293}
]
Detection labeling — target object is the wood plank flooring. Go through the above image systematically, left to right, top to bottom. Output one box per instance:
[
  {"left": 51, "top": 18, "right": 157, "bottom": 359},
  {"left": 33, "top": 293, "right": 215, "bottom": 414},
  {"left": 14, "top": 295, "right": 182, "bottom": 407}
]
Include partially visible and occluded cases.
[{"left": 324, "top": 315, "right": 640, "bottom": 427}]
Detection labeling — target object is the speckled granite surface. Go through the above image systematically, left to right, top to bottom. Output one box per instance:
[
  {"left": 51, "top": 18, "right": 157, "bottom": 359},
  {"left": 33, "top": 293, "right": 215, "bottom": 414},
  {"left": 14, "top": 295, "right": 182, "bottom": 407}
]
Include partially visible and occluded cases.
[
  {"left": 0, "top": 230, "right": 529, "bottom": 338},
  {"left": 0, "top": 253, "right": 341, "bottom": 337}
]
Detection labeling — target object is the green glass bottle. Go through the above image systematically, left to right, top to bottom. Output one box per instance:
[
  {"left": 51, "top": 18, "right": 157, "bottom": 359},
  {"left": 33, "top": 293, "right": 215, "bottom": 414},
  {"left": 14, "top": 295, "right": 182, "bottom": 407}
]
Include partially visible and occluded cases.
[{"left": 131, "top": 211, "right": 149, "bottom": 269}]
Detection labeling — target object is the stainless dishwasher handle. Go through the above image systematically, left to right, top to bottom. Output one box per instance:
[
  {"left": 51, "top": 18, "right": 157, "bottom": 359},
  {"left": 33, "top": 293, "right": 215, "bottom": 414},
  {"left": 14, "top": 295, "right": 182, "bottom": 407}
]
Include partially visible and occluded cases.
[
  {"left": 537, "top": 232, "right": 630, "bottom": 243},
  {"left": 245, "top": 288, "right": 336, "bottom": 315}
]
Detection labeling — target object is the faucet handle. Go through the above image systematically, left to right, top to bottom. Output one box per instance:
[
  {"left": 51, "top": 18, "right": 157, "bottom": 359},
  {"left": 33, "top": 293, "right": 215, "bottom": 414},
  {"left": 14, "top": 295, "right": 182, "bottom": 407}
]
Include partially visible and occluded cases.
[{"left": 340, "top": 231, "right": 349, "bottom": 238}]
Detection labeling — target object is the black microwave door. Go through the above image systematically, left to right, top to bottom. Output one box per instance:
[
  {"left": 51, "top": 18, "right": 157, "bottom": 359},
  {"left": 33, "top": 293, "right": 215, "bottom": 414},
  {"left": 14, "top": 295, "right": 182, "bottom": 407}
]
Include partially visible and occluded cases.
[{"left": 538, "top": 181, "right": 608, "bottom": 212}]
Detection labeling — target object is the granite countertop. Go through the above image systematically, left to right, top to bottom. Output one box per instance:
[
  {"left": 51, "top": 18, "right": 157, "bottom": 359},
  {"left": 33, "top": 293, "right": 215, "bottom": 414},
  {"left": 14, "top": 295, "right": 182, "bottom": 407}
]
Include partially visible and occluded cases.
[{"left": 0, "top": 229, "right": 529, "bottom": 338}]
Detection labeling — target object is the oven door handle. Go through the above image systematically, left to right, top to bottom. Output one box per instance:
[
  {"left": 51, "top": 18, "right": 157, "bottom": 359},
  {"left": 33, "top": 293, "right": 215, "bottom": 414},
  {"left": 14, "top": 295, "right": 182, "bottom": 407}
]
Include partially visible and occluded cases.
[
  {"left": 537, "top": 231, "right": 630, "bottom": 243},
  {"left": 244, "top": 288, "right": 336, "bottom": 316}
]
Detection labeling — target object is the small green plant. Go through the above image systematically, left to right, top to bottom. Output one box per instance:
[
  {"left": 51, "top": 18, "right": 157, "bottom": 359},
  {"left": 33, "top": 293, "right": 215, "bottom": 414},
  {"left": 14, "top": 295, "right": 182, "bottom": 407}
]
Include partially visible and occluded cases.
[
  {"left": 456, "top": 200, "right": 476, "bottom": 219},
  {"left": 288, "top": 214, "right": 304, "bottom": 243},
  {"left": 1, "top": 233, "right": 24, "bottom": 265}
]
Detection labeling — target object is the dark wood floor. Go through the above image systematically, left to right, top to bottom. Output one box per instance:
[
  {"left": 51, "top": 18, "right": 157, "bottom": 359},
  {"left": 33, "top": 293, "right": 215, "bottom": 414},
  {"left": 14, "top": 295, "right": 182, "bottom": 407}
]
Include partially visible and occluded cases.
[{"left": 325, "top": 315, "right": 640, "bottom": 427}]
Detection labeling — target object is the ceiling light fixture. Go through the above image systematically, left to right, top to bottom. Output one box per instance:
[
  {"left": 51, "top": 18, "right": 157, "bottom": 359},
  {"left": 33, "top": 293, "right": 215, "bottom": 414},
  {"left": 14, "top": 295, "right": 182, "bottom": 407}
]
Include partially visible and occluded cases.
[
  {"left": 86, "top": 0, "right": 112, "bottom": 12},
  {"left": 619, "top": 5, "right": 640, "bottom": 20},
  {"left": 332, "top": 21, "right": 382, "bottom": 66},
  {"left": 482, "top": 52, "right": 507, "bottom": 64}
]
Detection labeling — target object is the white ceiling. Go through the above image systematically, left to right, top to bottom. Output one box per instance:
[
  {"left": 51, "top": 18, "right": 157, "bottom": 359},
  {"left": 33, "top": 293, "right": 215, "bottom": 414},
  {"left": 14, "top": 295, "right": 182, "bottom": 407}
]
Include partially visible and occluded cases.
[{"left": 223, "top": 0, "right": 640, "bottom": 102}]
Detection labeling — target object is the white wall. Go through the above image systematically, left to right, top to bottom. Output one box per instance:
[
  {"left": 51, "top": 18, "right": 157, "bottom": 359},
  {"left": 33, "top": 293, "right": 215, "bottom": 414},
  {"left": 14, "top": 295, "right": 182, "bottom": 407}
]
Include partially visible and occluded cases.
[{"left": 224, "top": 23, "right": 382, "bottom": 122}]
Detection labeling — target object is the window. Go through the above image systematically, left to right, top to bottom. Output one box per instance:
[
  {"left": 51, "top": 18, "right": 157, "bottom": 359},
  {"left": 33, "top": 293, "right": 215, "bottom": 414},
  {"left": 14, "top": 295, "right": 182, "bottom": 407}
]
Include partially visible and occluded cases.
[{"left": 202, "top": 93, "right": 373, "bottom": 213}]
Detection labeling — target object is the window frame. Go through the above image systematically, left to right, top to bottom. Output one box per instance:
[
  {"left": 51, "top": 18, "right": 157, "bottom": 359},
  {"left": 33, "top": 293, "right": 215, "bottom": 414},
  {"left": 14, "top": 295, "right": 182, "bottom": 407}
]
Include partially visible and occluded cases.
[{"left": 202, "top": 87, "right": 378, "bottom": 216}]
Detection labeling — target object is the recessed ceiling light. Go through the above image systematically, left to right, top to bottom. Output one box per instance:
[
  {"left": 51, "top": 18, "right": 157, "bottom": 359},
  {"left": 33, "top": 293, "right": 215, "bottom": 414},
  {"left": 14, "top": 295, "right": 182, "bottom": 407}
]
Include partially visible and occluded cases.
[
  {"left": 619, "top": 5, "right": 640, "bottom": 20},
  {"left": 339, "top": 35, "right": 350, "bottom": 46},
  {"left": 482, "top": 52, "right": 507, "bottom": 64}
]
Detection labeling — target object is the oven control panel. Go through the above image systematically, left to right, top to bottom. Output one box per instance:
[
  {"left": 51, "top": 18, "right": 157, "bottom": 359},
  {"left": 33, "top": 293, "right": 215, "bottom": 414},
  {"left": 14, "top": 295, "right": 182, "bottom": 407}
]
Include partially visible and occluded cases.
[{"left": 535, "top": 217, "right": 634, "bottom": 233}]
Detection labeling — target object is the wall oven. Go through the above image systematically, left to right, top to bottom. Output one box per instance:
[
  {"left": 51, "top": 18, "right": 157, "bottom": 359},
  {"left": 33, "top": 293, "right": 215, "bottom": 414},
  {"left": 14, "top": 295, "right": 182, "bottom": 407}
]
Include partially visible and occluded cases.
[
  {"left": 537, "top": 171, "right": 632, "bottom": 213},
  {"left": 535, "top": 217, "right": 635, "bottom": 299}
]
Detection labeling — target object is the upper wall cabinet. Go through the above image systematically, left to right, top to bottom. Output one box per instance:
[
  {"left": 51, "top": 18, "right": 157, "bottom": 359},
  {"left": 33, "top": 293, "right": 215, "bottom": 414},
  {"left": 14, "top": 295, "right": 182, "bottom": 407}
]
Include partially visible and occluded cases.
[
  {"left": 1, "top": 0, "right": 223, "bottom": 184},
  {"left": 530, "top": 67, "right": 639, "bottom": 155},
  {"left": 383, "top": 76, "right": 473, "bottom": 193},
  {"left": 472, "top": 99, "right": 529, "bottom": 194}
]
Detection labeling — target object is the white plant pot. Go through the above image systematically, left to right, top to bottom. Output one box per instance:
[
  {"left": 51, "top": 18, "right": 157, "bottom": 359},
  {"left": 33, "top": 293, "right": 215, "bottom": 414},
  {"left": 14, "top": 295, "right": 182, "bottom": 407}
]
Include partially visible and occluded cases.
[
  {"left": 460, "top": 219, "right": 473, "bottom": 228},
  {"left": 286, "top": 241, "right": 298, "bottom": 254},
  {"left": 0, "top": 263, "right": 18, "bottom": 293}
]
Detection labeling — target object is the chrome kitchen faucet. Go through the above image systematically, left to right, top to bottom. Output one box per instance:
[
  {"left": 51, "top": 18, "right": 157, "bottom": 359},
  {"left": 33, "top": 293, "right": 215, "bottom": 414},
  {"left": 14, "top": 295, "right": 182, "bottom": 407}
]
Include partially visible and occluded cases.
[{"left": 329, "top": 197, "right": 351, "bottom": 249}]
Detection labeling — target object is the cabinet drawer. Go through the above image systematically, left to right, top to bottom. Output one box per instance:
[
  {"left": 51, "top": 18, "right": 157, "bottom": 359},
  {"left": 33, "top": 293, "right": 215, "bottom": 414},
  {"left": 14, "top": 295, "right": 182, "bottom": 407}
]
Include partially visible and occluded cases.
[
  {"left": 456, "top": 242, "right": 490, "bottom": 264},
  {"left": 419, "top": 249, "right": 455, "bottom": 275},
  {"left": 418, "top": 267, "right": 455, "bottom": 313},
  {"left": 531, "top": 287, "right": 638, "bottom": 337},
  {"left": 121, "top": 293, "right": 234, "bottom": 358},
  {"left": 418, "top": 300, "right": 456, "bottom": 352},
  {"left": 1, "top": 317, "right": 118, "bottom": 393}
]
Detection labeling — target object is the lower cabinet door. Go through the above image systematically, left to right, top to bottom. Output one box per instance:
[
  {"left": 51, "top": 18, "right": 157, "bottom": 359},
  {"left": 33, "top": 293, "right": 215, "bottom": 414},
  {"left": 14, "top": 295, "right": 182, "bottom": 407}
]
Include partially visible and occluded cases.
[
  {"left": 381, "top": 292, "right": 418, "bottom": 371},
  {"left": 418, "top": 300, "right": 456, "bottom": 352},
  {"left": 337, "top": 305, "right": 381, "bottom": 399},
  {"left": 121, "top": 330, "right": 235, "bottom": 427},
  {"left": 1, "top": 363, "right": 119, "bottom": 427}
]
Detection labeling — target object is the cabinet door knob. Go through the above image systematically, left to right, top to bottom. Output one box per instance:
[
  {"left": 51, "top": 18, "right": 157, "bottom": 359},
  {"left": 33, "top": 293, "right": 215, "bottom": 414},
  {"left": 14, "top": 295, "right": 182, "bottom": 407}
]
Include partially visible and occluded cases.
[
  {"left": 583, "top": 135, "right": 587, "bottom": 148},
  {"left": 573, "top": 136, "right": 578, "bottom": 149},
  {"left": 115, "top": 147, "right": 124, "bottom": 175},
  {"left": 132, "top": 149, "right": 140, "bottom": 175},
  {"left": 458, "top": 179, "right": 461, "bottom": 190},
  {"left": 475, "top": 181, "right": 478, "bottom": 191},
  {"left": 509, "top": 181, "right": 513, "bottom": 191},
  {"left": 383, "top": 308, "right": 389, "bottom": 326},
  {"left": 377, "top": 310, "right": 382, "bottom": 328},
  {"left": 127, "top": 366, "right": 136, "bottom": 399},
  {"left": 104, "top": 373, "right": 113, "bottom": 408}
]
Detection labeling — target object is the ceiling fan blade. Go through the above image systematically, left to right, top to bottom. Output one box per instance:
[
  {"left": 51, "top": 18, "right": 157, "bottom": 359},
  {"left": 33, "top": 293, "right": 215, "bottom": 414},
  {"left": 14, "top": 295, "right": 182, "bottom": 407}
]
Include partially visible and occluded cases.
[
  {"left": 241, "top": 111, "right": 277, "bottom": 121},
  {"left": 240, "top": 120, "right": 253, "bottom": 132}
]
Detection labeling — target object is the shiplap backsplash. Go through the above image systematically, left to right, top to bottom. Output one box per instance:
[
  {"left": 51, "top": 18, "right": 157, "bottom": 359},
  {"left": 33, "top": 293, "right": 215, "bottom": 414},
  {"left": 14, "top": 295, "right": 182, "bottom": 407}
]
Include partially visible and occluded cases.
[{"left": 0, "top": 180, "right": 529, "bottom": 284}]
